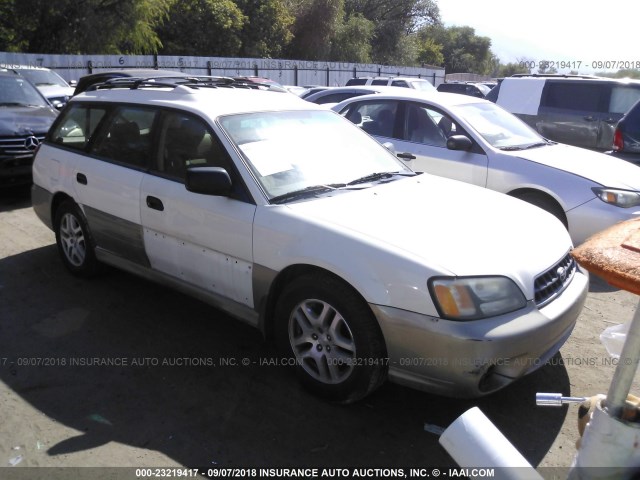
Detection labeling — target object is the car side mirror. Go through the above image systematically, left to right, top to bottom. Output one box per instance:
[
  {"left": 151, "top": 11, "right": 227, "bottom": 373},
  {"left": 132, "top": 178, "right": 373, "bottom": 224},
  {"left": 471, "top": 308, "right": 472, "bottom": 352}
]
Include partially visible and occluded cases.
[
  {"left": 446, "top": 135, "right": 473, "bottom": 151},
  {"left": 185, "top": 167, "right": 232, "bottom": 196}
]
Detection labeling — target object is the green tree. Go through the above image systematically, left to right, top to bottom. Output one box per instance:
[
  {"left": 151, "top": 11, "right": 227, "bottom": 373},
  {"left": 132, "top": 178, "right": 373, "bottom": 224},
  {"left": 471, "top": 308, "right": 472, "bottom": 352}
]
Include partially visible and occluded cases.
[
  {"left": 0, "top": 0, "right": 170, "bottom": 54},
  {"left": 157, "top": 0, "right": 245, "bottom": 56},
  {"left": 236, "top": 0, "right": 294, "bottom": 58},
  {"left": 286, "top": 0, "right": 344, "bottom": 60},
  {"left": 344, "top": 0, "right": 441, "bottom": 64},
  {"left": 330, "top": 13, "right": 374, "bottom": 63},
  {"left": 418, "top": 24, "right": 492, "bottom": 74},
  {"left": 415, "top": 35, "right": 444, "bottom": 67},
  {"left": 497, "top": 61, "right": 530, "bottom": 77}
]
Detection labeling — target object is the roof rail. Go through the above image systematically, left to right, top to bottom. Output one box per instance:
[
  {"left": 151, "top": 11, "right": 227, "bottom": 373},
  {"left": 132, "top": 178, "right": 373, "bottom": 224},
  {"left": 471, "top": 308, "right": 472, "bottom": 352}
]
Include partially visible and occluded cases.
[
  {"left": 510, "top": 73, "right": 601, "bottom": 79},
  {"left": 87, "top": 76, "right": 265, "bottom": 92}
]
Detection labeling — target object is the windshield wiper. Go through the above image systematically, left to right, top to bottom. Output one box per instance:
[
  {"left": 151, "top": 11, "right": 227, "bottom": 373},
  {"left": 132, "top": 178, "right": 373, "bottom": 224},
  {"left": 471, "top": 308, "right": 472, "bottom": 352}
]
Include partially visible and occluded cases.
[
  {"left": 522, "top": 141, "right": 550, "bottom": 149},
  {"left": 498, "top": 145, "right": 524, "bottom": 151},
  {"left": 346, "top": 171, "right": 416, "bottom": 186},
  {"left": 269, "top": 183, "right": 346, "bottom": 204}
]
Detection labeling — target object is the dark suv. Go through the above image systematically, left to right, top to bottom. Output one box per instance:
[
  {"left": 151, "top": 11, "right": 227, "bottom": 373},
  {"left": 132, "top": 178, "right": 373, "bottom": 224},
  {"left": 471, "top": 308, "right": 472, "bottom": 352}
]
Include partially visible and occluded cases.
[
  {"left": 0, "top": 71, "right": 58, "bottom": 187},
  {"left": 488, "top": 75, "right": 640, "bottom": 150}
]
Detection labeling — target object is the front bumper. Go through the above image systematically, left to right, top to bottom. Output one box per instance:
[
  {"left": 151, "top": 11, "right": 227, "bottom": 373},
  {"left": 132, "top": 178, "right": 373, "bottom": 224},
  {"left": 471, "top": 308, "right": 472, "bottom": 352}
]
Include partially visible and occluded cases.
[
  {"left": 0, "top": 154, "right": 34, "bottom": 187},
  {"left": 568, "top": 198, "right": 640, "bottom": 246},
  {"left": 370, "top": 268, "right": 589, "bottom": 398}
]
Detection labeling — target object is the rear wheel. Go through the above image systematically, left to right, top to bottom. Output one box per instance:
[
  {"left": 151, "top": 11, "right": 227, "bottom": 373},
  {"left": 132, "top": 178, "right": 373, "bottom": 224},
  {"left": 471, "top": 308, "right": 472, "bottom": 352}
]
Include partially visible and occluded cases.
[
  {"left": 54, "top": 200, "right": 101, "bottom": 277},
  {"left": 275, "top": 273, "right": 387, "bottom": 403}
]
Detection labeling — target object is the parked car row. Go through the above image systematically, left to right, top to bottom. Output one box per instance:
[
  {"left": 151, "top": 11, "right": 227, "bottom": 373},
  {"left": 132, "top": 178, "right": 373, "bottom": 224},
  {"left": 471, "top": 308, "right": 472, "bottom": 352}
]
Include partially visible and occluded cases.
[
  {"left": 31, "top": 76, "right": 589, "bottom": 402},
  {"left": 330, "top": 89, "right": 640, "bottom": 246}
]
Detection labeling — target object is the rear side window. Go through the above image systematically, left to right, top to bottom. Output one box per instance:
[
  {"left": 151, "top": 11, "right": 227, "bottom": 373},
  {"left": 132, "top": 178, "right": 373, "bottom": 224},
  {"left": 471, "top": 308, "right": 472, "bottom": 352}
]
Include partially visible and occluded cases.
[
  {"left": 541, "top": 82, "right": 602, "bottom": 111},
  {"left": 610, "top": 86, "right": 640, "bottom": 114},
  {"left": 342, "top": 100, "right": 400, "bottom": 138},
  {"left": 49, "top": 104, "right": 107, "bottom": 150},
  {"left": 91, "top": 107, "right": 157, "bottom": 167}
]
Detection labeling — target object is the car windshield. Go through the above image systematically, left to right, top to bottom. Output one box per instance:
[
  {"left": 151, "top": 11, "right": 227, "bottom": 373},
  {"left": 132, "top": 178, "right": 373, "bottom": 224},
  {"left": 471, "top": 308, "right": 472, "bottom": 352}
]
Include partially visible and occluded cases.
[
  {"left": 15, "top": 69, "right": 68, "bottom": 87},
  {"left": 0, "top": 76, "right": 49, "bottom": 107},
  {"left": 453, "top": 102, "right": 545, "bottom": 149},
  {"left": 219, "top": 110, "right": 412, "bottom": 200}
]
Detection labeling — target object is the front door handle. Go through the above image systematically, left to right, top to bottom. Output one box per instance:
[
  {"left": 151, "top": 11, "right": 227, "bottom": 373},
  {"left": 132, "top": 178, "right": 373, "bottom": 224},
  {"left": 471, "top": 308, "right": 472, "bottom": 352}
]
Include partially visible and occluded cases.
[
  {"left": 397, "top": 152, "right": 416, "bottom": 160},
  {"left": 76, "top": 173, "right": 87, "bottom": 185},
  {"left": 146, "top": 196, "right": 164, "bottom": 211}
]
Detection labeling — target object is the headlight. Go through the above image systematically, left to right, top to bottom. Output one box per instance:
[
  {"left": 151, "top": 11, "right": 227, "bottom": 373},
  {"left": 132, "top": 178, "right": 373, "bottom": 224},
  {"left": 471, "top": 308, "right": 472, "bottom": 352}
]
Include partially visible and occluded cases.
[
  {"left": 592, "top": 187, "right": 640, "bottom": 208},
  {"left": 429, "top": 276, "right": 527, "bottom": 321}
]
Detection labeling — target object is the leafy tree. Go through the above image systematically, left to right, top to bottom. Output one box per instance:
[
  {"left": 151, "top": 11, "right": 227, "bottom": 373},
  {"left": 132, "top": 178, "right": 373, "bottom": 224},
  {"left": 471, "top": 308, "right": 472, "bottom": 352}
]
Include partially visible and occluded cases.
[
  {"left": 0, "top": 0, "right": 170, "bottom": 54},
  {"left": 157, "top": 0, "right": 245, "bottom": 56},
  {"left": 236, "top": 0, "right": 294, "bottom": 58},
  {"left": 285, "top": 0, "right": 344, "bottom": 60},
  {"left": 344, "top": 0, "right": 441, "bottom": 64},
  {"left": 330, "top": 13, "right": 374, "bottom": 63},
  {"left": 417, "top": 24, "right": 492, "bottom": 74},
  {"left": 415, "top": 35, "right": 444, "bottom": 67},
  {"left": 497, "top": 61, "right": 530, "bottom": 77}
]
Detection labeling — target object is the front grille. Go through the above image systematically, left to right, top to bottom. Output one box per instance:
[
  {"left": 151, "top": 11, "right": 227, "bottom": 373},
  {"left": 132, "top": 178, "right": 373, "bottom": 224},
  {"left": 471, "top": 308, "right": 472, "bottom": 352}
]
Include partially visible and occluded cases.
[
  {"left": 0, "top": 135, "right": 45, "bottom": 157},
  {"left": 534, "top": 252, "right": 576, "bottom": 307}
]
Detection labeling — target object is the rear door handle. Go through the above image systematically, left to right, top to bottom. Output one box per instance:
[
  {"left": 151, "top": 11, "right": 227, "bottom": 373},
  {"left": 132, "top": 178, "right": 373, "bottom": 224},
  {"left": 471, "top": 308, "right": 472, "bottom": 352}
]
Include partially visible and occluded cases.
[
  {"left": 584, "top": 116, "right": 597, "bottom": 122},
  {"left": 397, "top": 152, "right": 416, "bottom": 160},
  {"left": 76, "top": 173, "right": 87, "bottom": 185},
  {"left": 146, "top": 196, "right": 164, "bottom": 211}
]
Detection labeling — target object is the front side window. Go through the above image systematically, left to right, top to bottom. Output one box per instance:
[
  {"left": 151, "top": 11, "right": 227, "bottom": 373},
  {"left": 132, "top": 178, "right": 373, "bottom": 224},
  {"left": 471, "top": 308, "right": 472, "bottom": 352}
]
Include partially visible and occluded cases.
[
  {"left": 403, "top": 103, "right": 449, "bottom": 147},
  {"left": 49, "top": 104, "right": 107, "bottom": 150},
  {"left": 91, "top": 107, "right": 156, "bottom": 167},
  {"left": 156, "top": 111, "right": 228, "bottom": 180}
]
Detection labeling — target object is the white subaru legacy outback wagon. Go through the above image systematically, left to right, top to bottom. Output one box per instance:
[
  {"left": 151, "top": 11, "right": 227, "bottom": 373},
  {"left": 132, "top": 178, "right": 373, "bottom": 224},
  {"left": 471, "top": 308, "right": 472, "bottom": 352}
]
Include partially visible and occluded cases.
[{"left": 31, "top": 77, "right": 588, "bottom": 402}]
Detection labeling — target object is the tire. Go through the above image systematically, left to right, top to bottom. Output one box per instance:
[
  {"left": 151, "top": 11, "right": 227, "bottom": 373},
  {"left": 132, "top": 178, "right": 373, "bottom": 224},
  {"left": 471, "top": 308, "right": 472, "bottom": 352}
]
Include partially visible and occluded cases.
[
  {"left": 515, "top": 192, "right": 568, "bottom": 229},
  {"left": 54, "top": 200, "right": 101, "bottom": 277},
  {"left": 275, "top": 273, "right": 387, "bottom": 403}
]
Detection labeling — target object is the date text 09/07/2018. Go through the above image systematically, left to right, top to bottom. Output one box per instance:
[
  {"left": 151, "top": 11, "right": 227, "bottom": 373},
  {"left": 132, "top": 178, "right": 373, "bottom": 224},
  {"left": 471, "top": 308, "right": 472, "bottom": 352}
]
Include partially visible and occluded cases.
[
  {"left": 518, "top": 60, "right": 640, "bottom": 70},
  {"left": 133, "top": 468, "right": 497, "bottom": 478}
]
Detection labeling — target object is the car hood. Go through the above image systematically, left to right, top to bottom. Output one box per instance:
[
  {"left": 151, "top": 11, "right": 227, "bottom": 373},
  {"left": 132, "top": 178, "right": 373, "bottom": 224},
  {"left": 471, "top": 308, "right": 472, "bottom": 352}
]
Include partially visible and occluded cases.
[
  {"left": 0, "top": 106, "right": 58, "bottom": 136},
  {"left": 505, "top": 143, "right": 640, "bottom": 190},
  {"left": 285, "top": 174, "right": 571, "bottom": 289}
]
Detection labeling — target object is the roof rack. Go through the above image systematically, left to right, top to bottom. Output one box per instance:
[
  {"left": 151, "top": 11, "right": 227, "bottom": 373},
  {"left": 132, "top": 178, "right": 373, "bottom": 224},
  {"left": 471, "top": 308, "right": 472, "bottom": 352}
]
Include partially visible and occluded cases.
[
  {"left": 510, "top": 73, "right": 601, "bottom": 79},
  {"left": 87, "top": 76, "right": 266, "bottom": 92}
]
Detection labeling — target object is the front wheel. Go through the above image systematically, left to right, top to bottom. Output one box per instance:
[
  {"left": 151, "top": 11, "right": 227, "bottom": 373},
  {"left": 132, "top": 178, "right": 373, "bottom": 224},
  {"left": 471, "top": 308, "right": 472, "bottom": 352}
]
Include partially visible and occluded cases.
[
  {"left": 54, "top": 200, "right": 101, "bottom": 277},
  {"left": 275, "top": 274, "right": 387, "bottom": 403}
]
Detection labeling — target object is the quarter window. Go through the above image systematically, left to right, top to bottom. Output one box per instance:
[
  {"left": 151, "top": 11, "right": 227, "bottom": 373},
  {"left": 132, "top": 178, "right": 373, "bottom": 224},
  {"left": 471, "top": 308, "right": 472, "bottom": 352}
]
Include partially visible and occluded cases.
[
  {"left": 610, "top": 86, "right": 640, "bottom": 114},
  {"left": 343, "top": 100, "right": 399, "bottom": 138},
  {"left": 49, "top": 104, "right": 107, "bottom": 151},
  {"left": 91, "top": 107, "right": 156, "bottom": 167}
]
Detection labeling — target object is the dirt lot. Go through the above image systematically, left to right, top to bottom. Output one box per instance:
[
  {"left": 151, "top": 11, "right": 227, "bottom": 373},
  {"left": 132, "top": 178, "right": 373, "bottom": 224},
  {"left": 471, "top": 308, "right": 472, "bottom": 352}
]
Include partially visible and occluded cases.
[{"left": 1, "top": 186, "right": 639, "bottom": 479}]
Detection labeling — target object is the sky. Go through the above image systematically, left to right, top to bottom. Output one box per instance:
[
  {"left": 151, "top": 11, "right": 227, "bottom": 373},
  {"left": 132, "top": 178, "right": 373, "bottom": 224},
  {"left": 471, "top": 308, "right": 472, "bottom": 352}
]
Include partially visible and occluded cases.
[{"left": 436, "top": 0, "right": 638, "bottom": 73}]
